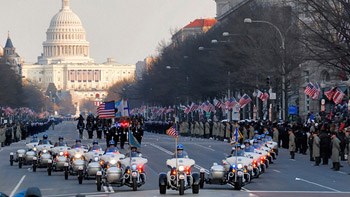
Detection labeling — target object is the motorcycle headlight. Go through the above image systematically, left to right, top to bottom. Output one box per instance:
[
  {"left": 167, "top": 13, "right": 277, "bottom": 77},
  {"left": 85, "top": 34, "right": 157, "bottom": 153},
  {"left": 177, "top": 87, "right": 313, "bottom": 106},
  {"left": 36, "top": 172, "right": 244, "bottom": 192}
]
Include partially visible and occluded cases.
[
  {"left": 33, "top": 147, "right": 37, "bottom": 151},
  {"left": 43, "top": 150, "right": 47, "bottom": 153},
  {"left": 59, "top": 152, "right": 64, "bottom": 156},
  {"left": 74, "top": 153, "right": 81, "bottom": 159},
  {"left": 94, "top": 157, "right": 99, "bottom": 162},
  {"left": 110, "top": 159, "right": 117, "bottom": 165},
  {"left": 237, "top": 163, "right": 243, "bottom": 169},
  {"left": 131, "top": 164, "right": 137, "bottom": 171},
  {"left": 178, "top": 165, "right": 185, "bottom": 172}
]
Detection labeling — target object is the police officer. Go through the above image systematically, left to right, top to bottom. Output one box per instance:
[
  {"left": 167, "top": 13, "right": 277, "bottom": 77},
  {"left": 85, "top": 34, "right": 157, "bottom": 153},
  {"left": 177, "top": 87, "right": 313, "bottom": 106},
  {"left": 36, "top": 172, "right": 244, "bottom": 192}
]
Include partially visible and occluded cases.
[
  {"left": 131, "top": 121, "right": 143, "bottom": 144},
  {"left": 117, "top": 122, "right": 128, "bottom": 149},
  {"left": 5, "top": 124, "right": 13, "bottom": 146},
  {"left": 38, "top": 134, "right": 52, "bottom": 145},
  {"left": 54, "top": 136, "right": 68, "bottom": 147},
  {"left": 72, "top": 139, "right": 82, "bottom": 148},
  {"left": 89, "top": 140, "right": 102, "bottom": 151},
  {"left": 104, "top": 140, "right": 119, "bottom": 154},
  {"left": 174, "top": 144, "right": 188, "bottom": 158},
  {"left": 125, "top": 146, "right": 141, "bottom": 157}
]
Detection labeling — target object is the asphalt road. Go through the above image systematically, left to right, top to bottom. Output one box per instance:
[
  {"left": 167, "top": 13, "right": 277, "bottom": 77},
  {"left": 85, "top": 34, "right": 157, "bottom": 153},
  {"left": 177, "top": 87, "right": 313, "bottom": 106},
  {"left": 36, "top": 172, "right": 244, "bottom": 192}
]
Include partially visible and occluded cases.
[{"left": 0, "top": 121, "right": 350, "bottom": 197}]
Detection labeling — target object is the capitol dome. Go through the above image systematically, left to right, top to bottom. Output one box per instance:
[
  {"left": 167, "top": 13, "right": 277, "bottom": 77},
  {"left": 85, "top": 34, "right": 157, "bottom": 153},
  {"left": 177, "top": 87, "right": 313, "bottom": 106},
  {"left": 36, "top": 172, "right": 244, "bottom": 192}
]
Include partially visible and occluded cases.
[{"left": 38, "top": 0, "right": 93, "bottom": 64}]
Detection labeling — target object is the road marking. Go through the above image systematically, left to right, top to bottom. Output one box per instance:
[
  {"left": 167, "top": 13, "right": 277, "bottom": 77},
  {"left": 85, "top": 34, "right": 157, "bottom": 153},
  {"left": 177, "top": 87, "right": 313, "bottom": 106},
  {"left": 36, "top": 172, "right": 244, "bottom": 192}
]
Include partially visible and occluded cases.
[
  {"left": 149, "top": 143, "right": 173, "bottom": 155},
  {"left": 194, "top": 143, "right": 215, "bottom": 151},
  {"left": 193, "top": 164, "right": 209, "bottom": 174},
  {"left": 273, "top": 169, "right": 281, "bottom": 173},
  {"left": 338, "top": 171, "right": 347, "bottom": 175},
  {"left": 10, "top": 175, "right": 26, "bottom": 197},
  {"left": 295, "top": 177, "right": 341, "bottom": 192},
  {"left": 103, "top": 186, "right": 109, "bottom": 193},
  {"left": 108, "top": 186, "right": 114, "bottom": 193},
  {"left": 241, "top": 187, "right": 251, "bottom": 192},
  {"left": 246, "top": 190, "right": 350, "bottom": 193},
  {"left": 46, "top": 192, "right": 109, "bottom": 197}
]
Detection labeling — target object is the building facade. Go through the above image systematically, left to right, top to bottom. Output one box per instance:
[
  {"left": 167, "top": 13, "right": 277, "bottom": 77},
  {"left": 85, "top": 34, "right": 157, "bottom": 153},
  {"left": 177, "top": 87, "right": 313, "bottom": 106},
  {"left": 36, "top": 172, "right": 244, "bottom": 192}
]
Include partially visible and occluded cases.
[{"left": 22, "top": 0, "right": 135, "bottom": 113}]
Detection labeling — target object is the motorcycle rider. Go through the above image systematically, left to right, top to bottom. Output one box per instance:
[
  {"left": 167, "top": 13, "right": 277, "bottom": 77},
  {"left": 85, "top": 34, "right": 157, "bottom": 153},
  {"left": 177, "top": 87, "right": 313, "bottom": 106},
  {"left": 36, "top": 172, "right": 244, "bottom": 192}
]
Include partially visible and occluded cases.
[
  {"left": 38, "top": 134, "right": 52, "bottom": 145},
  {"left": 30, "top": 135, "right": 39, "bottom": 143},
  {"left": 54, "top": 136, "right": 68, "bottom": 147},
  {"left": 72, "top": 139, "right": 83, "bottom": 148},
  {"left": 243, "top": 139, "right": 254, "bottom": 152},
  {"left": 252, "top": 139, "right": 260, "bottom": 149},
  {"left": 89, "top": 140, "right": 102, "bottom": 151},
  {"left": 104, "top": 140, "right": 120, "bottom": 154},
  {"left": 174, "top": 144, "right": 189, "bottom": 158},
  {"left": 230, "top": 144, "right": 245, "bottom": 156},
  {"left": 125, "top": 146, "right": 141, "bottom": 157}
]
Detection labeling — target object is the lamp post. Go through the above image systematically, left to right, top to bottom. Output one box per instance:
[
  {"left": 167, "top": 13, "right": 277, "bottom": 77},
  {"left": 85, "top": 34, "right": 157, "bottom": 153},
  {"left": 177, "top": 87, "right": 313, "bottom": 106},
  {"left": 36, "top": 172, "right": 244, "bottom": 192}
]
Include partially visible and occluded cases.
[{"left": 244, "top": 18, "right": 286, "bottom": 121}]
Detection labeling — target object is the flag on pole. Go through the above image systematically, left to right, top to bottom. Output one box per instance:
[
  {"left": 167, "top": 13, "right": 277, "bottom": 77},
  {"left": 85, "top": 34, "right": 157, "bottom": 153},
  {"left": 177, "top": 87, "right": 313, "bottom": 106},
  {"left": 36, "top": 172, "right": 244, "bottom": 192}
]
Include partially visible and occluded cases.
[
  {"left": 304, "top": 82, "right": 317, "bottom": 97},
  {"left": 311, "top": 82, "right": 321, "bottom": 100},
  {"left": 324, "top": 87, "right": 336, "bottom": 101},
  {"left": 333, "top": 88, "right": 345, "bottom": 104},
  {"left": 239, "top": 94, "right": 252, "bottom": 108},
  {"left": 115, "top": 99, "right": 130, "bottom": 117},
  {"left": 97, "top": 101, "right": 115, "bottom": 119},
  {"left": 166, "top": 125, "right": 178, "bottom": 138},
  {"left": 128, "top": 131, "right": 141, "bottom": 148}
]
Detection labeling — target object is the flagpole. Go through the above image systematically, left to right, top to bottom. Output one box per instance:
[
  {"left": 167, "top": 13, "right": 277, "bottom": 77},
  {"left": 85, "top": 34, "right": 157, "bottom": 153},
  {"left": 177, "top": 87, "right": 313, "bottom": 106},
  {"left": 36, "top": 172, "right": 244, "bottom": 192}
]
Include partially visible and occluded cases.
[{"left": 175, "top": 134, "right": 178, "bottom": 171}]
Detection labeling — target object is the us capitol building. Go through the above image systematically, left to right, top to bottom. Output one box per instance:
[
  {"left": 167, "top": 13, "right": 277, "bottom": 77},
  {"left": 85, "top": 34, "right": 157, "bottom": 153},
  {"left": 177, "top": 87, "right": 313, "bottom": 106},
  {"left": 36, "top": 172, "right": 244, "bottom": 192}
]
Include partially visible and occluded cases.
[{"left": 22, "top": 0, "right": 135, "bottom": 110}]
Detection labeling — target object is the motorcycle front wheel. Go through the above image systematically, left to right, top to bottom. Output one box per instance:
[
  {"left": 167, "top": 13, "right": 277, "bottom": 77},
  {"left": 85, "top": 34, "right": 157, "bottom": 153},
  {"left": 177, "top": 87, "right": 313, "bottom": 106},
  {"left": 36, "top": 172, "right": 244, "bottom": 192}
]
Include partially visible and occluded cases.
[
  {"left": 78, "top": 170, "right": 83, "bottom": 184},
  {"left": 96, "top": 175, "right": 102, "bottom": 191},
  {"left": 132, "top": 177, "right": 137, "bottom": 191},
  {"left": 179, "top": 179, "right": 185, "bottom": 195}
]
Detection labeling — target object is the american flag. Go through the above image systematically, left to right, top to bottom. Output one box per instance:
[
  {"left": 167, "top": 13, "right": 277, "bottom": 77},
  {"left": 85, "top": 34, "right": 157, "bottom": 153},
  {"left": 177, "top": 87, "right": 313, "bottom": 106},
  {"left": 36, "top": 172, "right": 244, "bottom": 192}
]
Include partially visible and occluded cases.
[
  {"left": 304, "top": 82, "right": 317, "bottom": 97},
  {"left": 311, "top": 82, "right": 321, "bottom": 100},
  {"left": 324, "top": 87, "right": 336, "bottom": 101},
  {"left": 333, "top": 88, "right": 345, "bottom": 104},
  {"left": 259, "top": 91, "right": 269, "bottom": 102},
  {"left": 239, "top": 94, "right": 252, "bottom": 108},
  {"left": 213, "top": 98, "right": 223, "bottom": 109},
  {"left": 225, "top": 98, "right": 238, "bottom": 109},
  {"left": 97, "top": 101, "right": 115, "bottom": 119},
  {"left": 166, "top": 125, "right": 178, "bottom": 138}
]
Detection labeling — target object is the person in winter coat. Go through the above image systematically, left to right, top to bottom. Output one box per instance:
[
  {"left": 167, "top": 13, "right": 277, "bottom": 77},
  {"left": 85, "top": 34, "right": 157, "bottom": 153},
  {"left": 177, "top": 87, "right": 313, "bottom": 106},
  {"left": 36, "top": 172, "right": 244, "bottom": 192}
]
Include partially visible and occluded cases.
[
  {"left": 289, "top": 129, "right": 296, "bottom": 159},
  {"left": 312, "top": 131, "right": 321, "bottom": 166},
  {"left": 331, "top": 132, "right": 341, "bottom": 171}
]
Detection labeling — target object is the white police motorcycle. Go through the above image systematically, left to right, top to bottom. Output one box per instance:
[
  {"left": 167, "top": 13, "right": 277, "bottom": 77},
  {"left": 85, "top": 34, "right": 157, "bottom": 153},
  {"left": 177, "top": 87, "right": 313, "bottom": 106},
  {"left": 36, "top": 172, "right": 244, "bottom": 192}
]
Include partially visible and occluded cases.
[
  {"left": 10, "top": 140, "right": 38, "bottom": 168},
  {"left": 50, "top": 145, "right": 70, "bottom": 177},
  {"left": 66, "top": 146, "right": 88, "bottom": 183},
  {"left": 200, "top": 146, "right": 252, "bottom": 190},
  {"left": 96, "top": 152, "right": 126, "bottom": 191},
  {"left": 119, "top": 153, "right": 148, "bottom": 191},
  {"left": 159, "top": 157, "right": 200, "bottom": 195}
]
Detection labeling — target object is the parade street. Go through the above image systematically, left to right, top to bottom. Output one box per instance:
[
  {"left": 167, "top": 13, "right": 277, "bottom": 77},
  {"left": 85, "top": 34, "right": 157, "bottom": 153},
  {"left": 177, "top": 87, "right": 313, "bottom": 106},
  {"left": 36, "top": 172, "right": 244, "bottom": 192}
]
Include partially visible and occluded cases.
[{"left": 0, "top": 121, "right": 349, "bottom": 197}]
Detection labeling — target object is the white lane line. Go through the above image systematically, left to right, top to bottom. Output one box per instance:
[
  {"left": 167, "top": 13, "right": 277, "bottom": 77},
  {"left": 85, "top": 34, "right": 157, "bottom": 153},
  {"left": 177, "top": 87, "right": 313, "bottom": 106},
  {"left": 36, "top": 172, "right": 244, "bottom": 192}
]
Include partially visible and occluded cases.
[
  {"left": 149, "top": 143, "right": 173, "bottom": 155},
  {"left": 194, "top": 143, "right": 215, "bottom": 151},
  {"left": 193, "top": 164, "right": 209, "bottom": 174},
  {"left": 273, "top": 169, "right": 281, "bottom": 173},
  {"left": 338, "top": 171, "right": 347, "bottom": 175},
  {"left": 10, "top": 175, "right": 26, "bottom": 197},
  {"left": 295, "top": 177, "right": 341, "bottom": 192},
  {"left": 103, "top": 186, "right": 109, "bottom": 193},
  {"left": 241, "top": 187, "right": 251, "bottom": 192},
  {"left": 246, "top": 191, "right": 350, "bottom": 193},
  {"left": 46, "top": 192, "right": 109, "bottom": 197}
]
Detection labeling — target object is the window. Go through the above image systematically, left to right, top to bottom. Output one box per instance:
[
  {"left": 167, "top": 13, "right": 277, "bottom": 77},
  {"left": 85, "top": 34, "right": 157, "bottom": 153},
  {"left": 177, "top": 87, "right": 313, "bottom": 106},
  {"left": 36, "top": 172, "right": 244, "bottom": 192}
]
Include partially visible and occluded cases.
[
  {"left": 304, "top": 70, "right": 309, "bottom": 83},
  {"left": 321, "top": 70, "right": 330, "bottom": 82}
]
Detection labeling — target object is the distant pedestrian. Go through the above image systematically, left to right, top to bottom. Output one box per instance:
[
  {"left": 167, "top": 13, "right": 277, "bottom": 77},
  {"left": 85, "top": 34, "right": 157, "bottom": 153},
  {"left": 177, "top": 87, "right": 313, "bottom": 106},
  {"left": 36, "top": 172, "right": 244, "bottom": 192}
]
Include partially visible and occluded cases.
[
  {"left": 289, "top": 129, "right": 296, "bottom": 159},
  {"left": 312, "top": 132, "right": 321, "bottom": 166}
]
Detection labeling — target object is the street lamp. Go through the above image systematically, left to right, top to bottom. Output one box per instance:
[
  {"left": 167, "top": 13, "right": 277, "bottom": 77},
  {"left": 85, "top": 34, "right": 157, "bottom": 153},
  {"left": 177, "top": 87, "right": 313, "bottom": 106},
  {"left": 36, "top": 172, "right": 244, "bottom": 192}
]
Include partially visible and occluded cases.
[{"left": 244, "top": 18, "right": 286, "bottom": 121}]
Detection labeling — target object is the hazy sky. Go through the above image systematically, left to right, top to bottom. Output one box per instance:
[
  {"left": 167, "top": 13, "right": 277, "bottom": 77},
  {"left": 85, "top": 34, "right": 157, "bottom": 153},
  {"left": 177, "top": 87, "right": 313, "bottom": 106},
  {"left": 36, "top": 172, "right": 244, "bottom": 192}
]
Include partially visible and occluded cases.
[{"left": 1, "top": 0, "right": 216, "bottom": 64}]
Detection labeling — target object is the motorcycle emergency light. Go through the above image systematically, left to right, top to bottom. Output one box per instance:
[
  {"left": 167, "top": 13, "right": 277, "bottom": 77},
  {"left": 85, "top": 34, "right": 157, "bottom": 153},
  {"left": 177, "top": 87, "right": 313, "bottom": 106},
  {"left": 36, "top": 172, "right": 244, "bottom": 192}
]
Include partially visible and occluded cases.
[
  {"left": 120, "top": 120, "right": 129, "bottom": 128},
  {"left": 138, "top": 165, "right": 144, "bottom": 173},
  {"left": 185, "top": 166, "right": 191, "bottom": 175},
  {"left": 171, "top": 168, "right": 176, "bottom": 175}
]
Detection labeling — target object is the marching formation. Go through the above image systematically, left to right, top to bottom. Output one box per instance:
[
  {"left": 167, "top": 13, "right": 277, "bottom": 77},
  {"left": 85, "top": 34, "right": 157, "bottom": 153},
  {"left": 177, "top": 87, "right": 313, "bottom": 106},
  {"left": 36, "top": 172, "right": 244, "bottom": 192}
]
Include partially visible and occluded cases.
[{"left": 7, "top": 115, "right": 280, "bottom": 196}]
